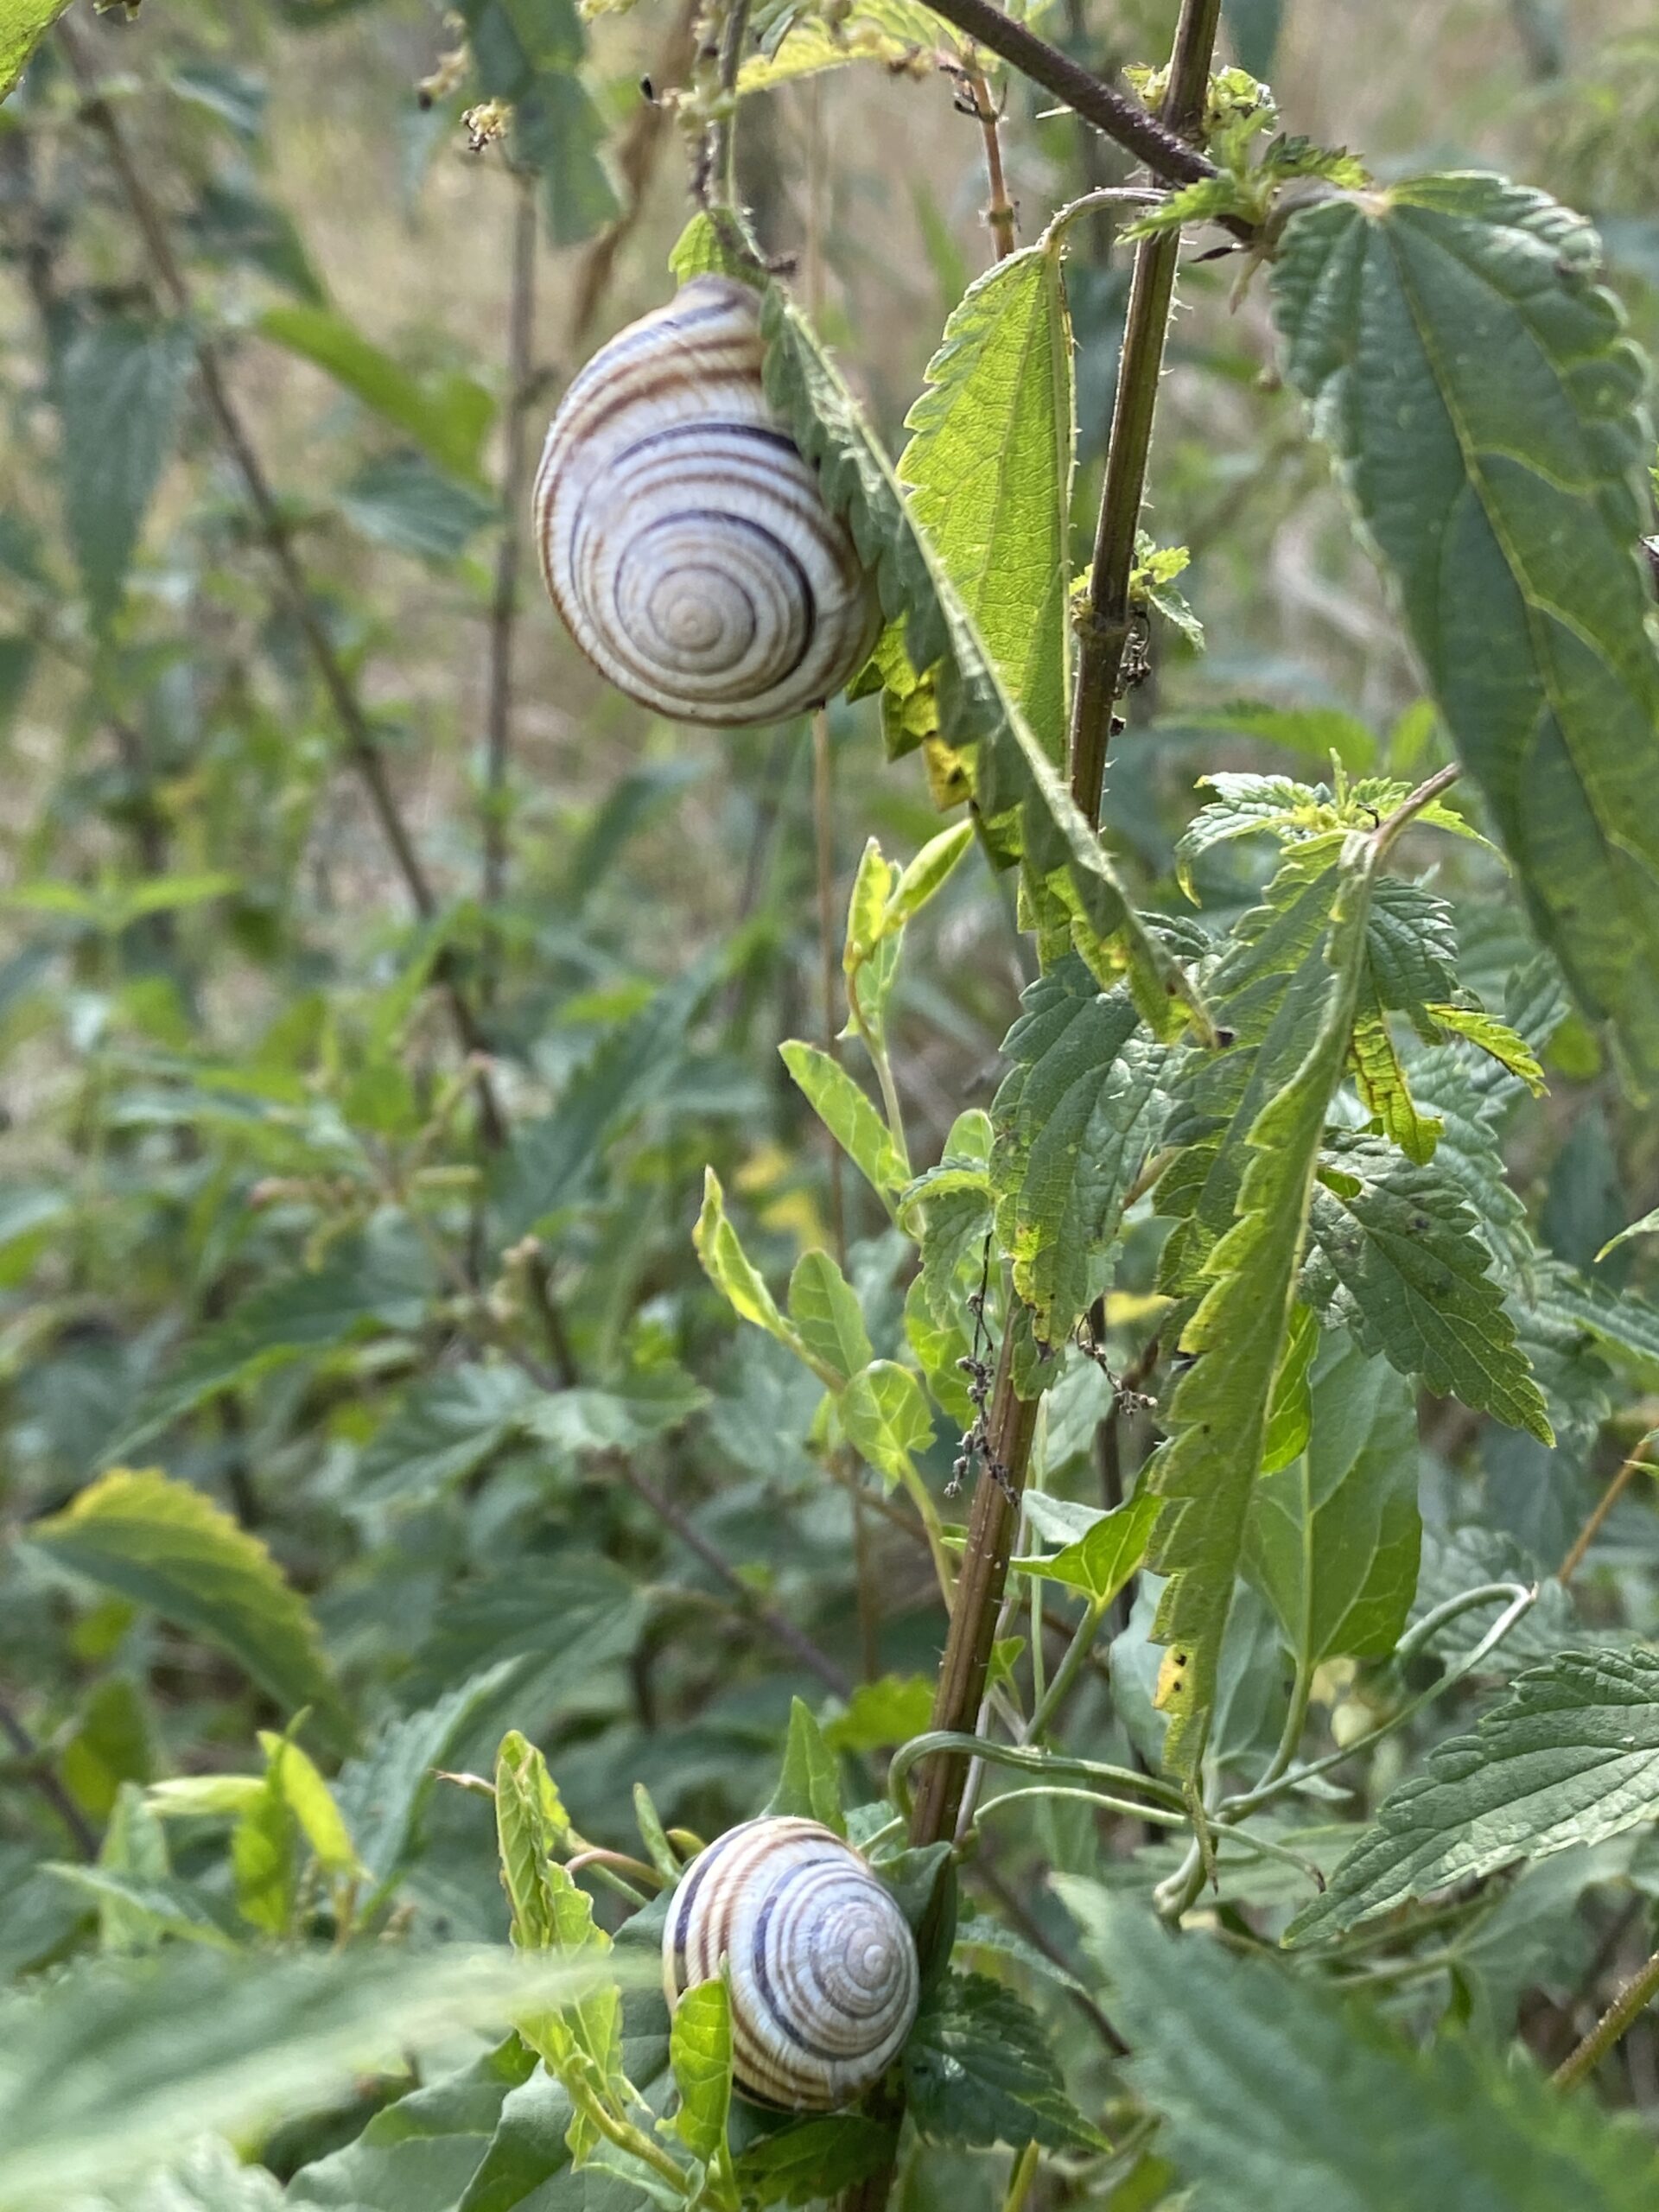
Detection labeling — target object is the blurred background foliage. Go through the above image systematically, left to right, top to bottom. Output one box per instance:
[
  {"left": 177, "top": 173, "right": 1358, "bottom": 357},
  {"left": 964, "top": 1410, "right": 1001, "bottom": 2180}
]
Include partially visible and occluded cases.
[{"left": 2, "top": 0, "right": 1659, "bottom": 2196}]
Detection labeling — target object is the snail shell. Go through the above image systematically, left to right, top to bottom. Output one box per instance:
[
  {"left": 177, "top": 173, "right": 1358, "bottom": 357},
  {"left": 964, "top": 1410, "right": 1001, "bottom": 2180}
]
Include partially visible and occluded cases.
[
  {"left": 533, "top": 277, "right": 880, "bottom": 727},
  {"left": 662, "top": 1815, "right": 919, "bottom": 2111}
]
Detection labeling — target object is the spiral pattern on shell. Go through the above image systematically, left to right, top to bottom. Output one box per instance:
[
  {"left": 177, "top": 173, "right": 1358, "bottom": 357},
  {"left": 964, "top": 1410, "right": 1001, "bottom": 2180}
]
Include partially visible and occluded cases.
[
  {"left": 533, "top": 276, "right": 880, "bottom": 727},
  {"left": 662, "top": 1815, "right": 919, "bottom": 2111}
]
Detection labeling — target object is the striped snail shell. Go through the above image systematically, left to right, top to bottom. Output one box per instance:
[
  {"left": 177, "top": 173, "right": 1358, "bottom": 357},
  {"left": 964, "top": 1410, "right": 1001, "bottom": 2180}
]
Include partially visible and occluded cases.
[
  {"left": 533, "top": 276, "right": 880, "bottom": 727},
  {"left": 662, "top": 1815, "right": 919, "bottom": 2111}
]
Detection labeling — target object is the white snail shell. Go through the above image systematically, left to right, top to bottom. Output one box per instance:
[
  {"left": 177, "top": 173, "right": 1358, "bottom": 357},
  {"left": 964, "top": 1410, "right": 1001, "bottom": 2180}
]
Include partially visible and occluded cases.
[
  {"left": 533, "top": 277, "right": 880, "bottom": 727},
  {"left": 662, "top": 1815, "right": 920, "bottom": 2111}
]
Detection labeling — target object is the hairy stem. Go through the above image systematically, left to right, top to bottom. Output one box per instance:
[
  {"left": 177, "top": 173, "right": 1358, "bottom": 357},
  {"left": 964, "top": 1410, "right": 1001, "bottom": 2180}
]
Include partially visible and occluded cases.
[
  {"left": 1068, "top": 0, "right": 1224, "bottom": 823},
  {"left": 962, "top": 62, "right": 1017, "bottom": 259}
]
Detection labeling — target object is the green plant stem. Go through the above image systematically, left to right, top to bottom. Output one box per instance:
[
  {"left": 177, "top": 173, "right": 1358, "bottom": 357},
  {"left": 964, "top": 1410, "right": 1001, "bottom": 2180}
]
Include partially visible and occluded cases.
[
  {"left": 909, "top": 0, "right": 1218, "bottom": 188},
  {"left": 1068, "top": 0, "right": 1224, "bottom": 823},
  {"left": 482, "top": 169, "right": 538, "bottom": 943},
  {"left": 1024, "top": 1596, "right": 1106, "bottom": 1740},
  {"left": 888, "top": 1728, "right": 1184, "bottom": 1816},
  {"left": 1553, "top": 1946, "right": 1659, "bottom": 2089},
  {"left": 1001, "top": 2141, "right": 1040, "bottom": 2212}
]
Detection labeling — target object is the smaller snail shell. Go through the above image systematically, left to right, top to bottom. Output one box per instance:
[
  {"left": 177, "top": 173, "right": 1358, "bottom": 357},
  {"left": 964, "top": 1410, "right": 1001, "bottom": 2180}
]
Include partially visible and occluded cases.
[
  {"left": 533, "top": 276, "right": 880, "bottom": 728},
  {"left": 662, "top": 1815, "right": 919, "bottom": 2112}
]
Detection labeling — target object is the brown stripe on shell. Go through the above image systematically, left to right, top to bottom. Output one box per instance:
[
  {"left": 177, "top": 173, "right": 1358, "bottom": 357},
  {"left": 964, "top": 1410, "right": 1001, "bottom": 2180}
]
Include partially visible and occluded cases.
[
  {"left": 533, "top": 277, "right": 879, "bottom": 728},
  {"left": 660, "top": 1814, "right": 919, "bottom": 2112}
]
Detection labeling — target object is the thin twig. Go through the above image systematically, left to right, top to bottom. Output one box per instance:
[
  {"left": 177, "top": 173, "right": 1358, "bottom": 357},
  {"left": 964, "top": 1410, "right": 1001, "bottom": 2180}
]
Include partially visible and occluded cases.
[
  {"left": 910, "top": 0, "right": 1217, "bottom": 188},
  {"left": 960, "top": 63, "right": 1017, "bottom": 259},
  {"left": 482, "top": 170, "right": 538, "bottom": 946},
  {"left": 1559, "top": 1435, "right": 1656, "bottom": 1586},
  {"left": 0, "top": 1693, "right": 98, "bottom": 1861},
  {"left": 1554, "top": 1945, "right": 1659, "bottom": 2090}
]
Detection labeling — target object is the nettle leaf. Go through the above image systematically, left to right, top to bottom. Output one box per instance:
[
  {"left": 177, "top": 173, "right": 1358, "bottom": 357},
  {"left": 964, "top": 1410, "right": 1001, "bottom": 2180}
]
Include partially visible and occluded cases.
[
  {"left": 458, "top": 0, "right": 617, "bottom": 246},
  {"left": 1271, "top": 176, "right": 1659, "bottom": 1091},
  {"left": 896, "top": 238, "right": 1074, "bottom": 755},
  {"left": 760, "top": 288, "right": 1192, "bottom": 1032},
  {"left": 60, "top": 318, "right": 195, "bottom": 630},
  {"left": 339, "top": 450, "right": 498, "bottom": 565},
  {"left": 1147, "top": 839, "right": 1378, "bottom": 1777},
  {"left": 991, "top": 959, "right": 1166, "bottom": 1345},
  {"left": 1303, "top": 1136, "right": 1551, "bottom": 1440},
  {"left": 1244, "top": 1337, "right": 1421, "bottom": 1669},
  {"left": 356, "top": 1363, "right": 537, "bottom": 1501},
  {"left": 28, "top": 1469, "right": 347, "bottom": 1748},
  {"left": 1290, "top": 1648, "right": 1659, "bottom": 1944},
  {"left": 334, "top": 1660, "right": 521, "bottom": 1897},
  {"left": 1076, "top": 1895, "right": 1659, "bottom": 2212},
  {"left": 0, "top": 1946, "right": 601, "bottom": 2209},
  {"left": 903, "top": 1969, "right": 1105, "bottom": 2152},
  {"left": 289, "top": 2035, "right": 537, "bottom": 2212},
  {"left": 732, "top": 2113, "right": 895, "bottom": 2206}
]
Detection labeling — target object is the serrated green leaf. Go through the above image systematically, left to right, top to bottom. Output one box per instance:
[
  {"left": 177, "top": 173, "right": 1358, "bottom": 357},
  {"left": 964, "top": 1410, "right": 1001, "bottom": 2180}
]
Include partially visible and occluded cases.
[
  {"left": 1271, "top": 176, "right": 1659, "bottom": 1090},
  {"left": 668, "top": 212, "right": 765, "bottom": 287},
  {"left": 897, "top": 240, "right": 1074, "bottom": 755},
  {"left": 760, "top": 287, "right": 1194, "bottom": 1033},
  {"left": 60, "top": 318, "right": 194, "bottom": 630},
  {"left": 1147, "top": 837, "right": 1378, "bottom": 1777},
  {"left": 991, "top": 960, "right": 1166, "bottom": 1344},
  {"left": 1427, "top": 1002, "right": 1547, "bottom": 1093},
  {"left": 1350, "top": 1008, "right": 1443, "bottom": 1163},
  {"left": 779, "top": 1040, "right": 907, "bottom": 1196},
  {"left": 1302, "top": 1137, "right": 1551, "bottom": 1440},
  {"left": 1597, "top": 1205, "right": 1659, "bottom": 1262},
  {"left": 903, "top": 1274, "right": 976, "bottom": 1427},
  {"left": 1261, "top": 1300, "right": 1319, "bottom": 1473},
  {"left": 1244, "top": 1338, "right": 1421, "bottom": 1669},
  {"left": 840, "top": 1360, "right": 935, "bottom": 1488},
  {"left": 355, "top": 1363, "right": 537, "bottom": 1502},
  {"left": 29, "top": 1470, "right": 347, "bottom": 1750},
  {"left": 1289, "top": 1648, "right": 1659, "bottom": 1943},
  {"left": 767, "top": 1696, "right": 846, "bottom": 1834},
  {"left": 493, "top": 1732, "right": 572, "bottom": 1953},
  {"left": 1066, "top": 1891, "right": 1659, "bottom": 2212},
  {"left": 0, "top": 1943, "right": 607, "bottom": 2209},
  {"left": 902, "top": 1969, "right": 1106, "bottom": 2152},
  {"left": 669, "top": 1974, "right": 732, "bottom": 2163},
  {"left": 287, "top": 2034, "right": 537, "bottom": 2212},
  {"left": 732, "top": 2114, "right": 896, "bottom": 2207}
]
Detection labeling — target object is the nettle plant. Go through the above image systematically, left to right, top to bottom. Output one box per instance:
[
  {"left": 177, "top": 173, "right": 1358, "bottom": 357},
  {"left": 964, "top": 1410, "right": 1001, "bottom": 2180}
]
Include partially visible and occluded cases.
[{"left": 5, "top": 1, "right": 1659, "bottom": 2209}]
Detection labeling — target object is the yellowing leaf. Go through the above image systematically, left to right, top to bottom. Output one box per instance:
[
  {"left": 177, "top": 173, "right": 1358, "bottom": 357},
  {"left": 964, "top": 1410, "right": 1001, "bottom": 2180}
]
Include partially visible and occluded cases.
[{"left": 29, "top": 1470, "right": 347, "bottom": 1750}]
